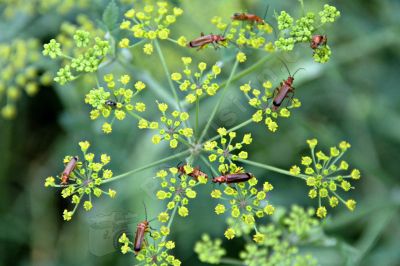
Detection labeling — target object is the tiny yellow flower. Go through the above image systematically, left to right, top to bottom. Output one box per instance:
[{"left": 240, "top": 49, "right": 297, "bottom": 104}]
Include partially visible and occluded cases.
[
  {"left": 119, "top": 38, "right": 130, "bottom": 48},
  {"left": 143, "top": 43, "right": 153, "bottom": 55},
  {"left": 236, "top": 52, "right": 247, "bottom": 63},
  {"left": 171, "top": 72, "right": 182, "bottom": 81},
  {"left": 135, "top": 81, "right": 146, "bottom": 91},
  {"left": 307, "top": 138, "right": 318, "bottom": 149},
  {"left": 78, "top": 141, "right": 90, "bottom": 152},
  {"left": 290, "top": 165, "right": 301, "bottom": 176},
  {"left": 351, "top": 169, "right": 361, "bottom": 179},
  {"left": 346, "top": 199, "right": 356, "bottom": 211},
  {"left": 83, "top": 201, "right": 93, "bottom": 211},
  {"left": 215, "top": 204, "right": 226, "bottom": 215},
  {"left": 264, "top": 204, "right": 275, "bottom": 215},
  {"left": 178, "top": 206, "right": 189, "bottom": 217},
  {"left": 316, "top": 206, "right": 327, "bottom": 218},
  {"left": 63, "top": 209, "right": 73, "bottom": 221},
  {"left": 158, "top": 212, "right": 170, "bottom": 223},
  {"left": 224, "top": 228, "right": 236, "bottom": 240},
  {"left": 253, "top": 233, "right": 265, "bottom": 243},
  {"left": 166, "top": 241, "right": 175, "bottom": 249}
]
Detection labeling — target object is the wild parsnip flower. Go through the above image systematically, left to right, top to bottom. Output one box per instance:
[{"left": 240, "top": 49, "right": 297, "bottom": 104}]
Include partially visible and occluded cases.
[
  {"left": 120, "top": 1, "right": 183, "bottom": 54},
  {"left": 274, "top": 4, "right": 340, "bottom": 63},
  {"left": 319, "top": 4, "right": 341, "bottom": 24},
  {"left": 211, "top": 16, "right": 273, "bottom": 50},
  {"left": 43, "top": 29, "right": 110, "bottom": 85},
  {"left": 0, "top": 39, "right": 47, "bottom": 119},
  {"left": 313, "top": 45, "right": 332, "bottom": 63},
  {"left": 171, "top": 57, "right": 223, "bottom": 103},
  {"left": 85, "top": 73, "right": 147, "bottom": 134},
  {"left": 240, "top": 81, "right": 301, "bottom": 132},
  {"left": 138, "top": 102, "right": 193, "bottom": 148},
  {"left": 203, "top": 129, "right": 253, "bottom": 171},
  {"left": 290, "top": 139, "right": 360, "bottom": 218},
  {"left": 44, "top": 141, "right": 116, "bottom": 221},
  {"left": 155, "top": 166, "right": 207, "bottom": 219},
  {"left": 211, "top": 174, "right": 274, "bottom": 238},
  {"left": 283, "top": 205, "right": 319, "bottom": 236},
  {"left": 239, "top": 206, "right": 318, "bottom": 266},
  {"left": 119, "top": 231, "right": 181, "bottom": 265},
  {"left": 194, "top": 234, "right": 226, "bottom": 264}
]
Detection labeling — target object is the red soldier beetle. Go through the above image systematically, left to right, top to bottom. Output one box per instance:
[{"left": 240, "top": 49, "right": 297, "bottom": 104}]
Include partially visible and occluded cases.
[
  {"left": 231, "top": 5, "right": 269, "bottom": 26},
  {"left": 231, "top": 13, "right": 265, "bottom": 24},
  {"left": 188, "top": 32, "right": 228, "bottom": 50},
  {"left": 310, "top": 34, "right": 327, "bottom": 49},
  {"left": 272, "top": 62, "right": 304, "bottom": 111},
  {"left": 60, "top": 156, "right": 78, "bottom": 185},
  {"left": 177, "top": 163, "right": 208, "bottom": 181},
  {"left": 212, "top": 172, "right": 254, "bottom": 184},
  {"left": 133, "top": 203, "right": 155, "bottom": 253}
]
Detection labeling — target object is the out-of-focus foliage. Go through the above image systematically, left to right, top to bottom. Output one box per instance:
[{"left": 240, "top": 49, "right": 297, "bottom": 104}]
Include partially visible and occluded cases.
[{"left": 1, "top": 0, "right": 400, "bottom": 265}]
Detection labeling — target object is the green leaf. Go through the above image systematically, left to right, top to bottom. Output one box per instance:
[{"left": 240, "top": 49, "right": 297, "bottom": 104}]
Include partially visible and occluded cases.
[{"left": 102, "top": 0, "right": 119, "bottom": 31}]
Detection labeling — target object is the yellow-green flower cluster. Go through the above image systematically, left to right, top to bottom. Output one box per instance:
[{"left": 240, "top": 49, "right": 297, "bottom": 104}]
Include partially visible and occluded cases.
[
  {"left": 1, "top": 0, "right": 90, "bottom": 19},
  {"left": 120, "top": 1, "right": 183, "bottom": 54},
  {"left": 274, "top": 4, "right": 340, "bottom": 63},
  {"left": 56, "top": 15, "right": 106, "bottom": 54},
  {"left": 211, "top": 16, "right": 274, "bottom": 51},
  {"left": 43, "top": 29, "right": 110, "bottom": 85},
  {"left": 0, "top": 39, "right": 50, "bottom": 119},
  {"left": 171, "top": 57, "right": 223, "bottom": 103},
  {"left": 85, "top": 73, "right": 147, "bottom": 134},
  {"left": 240, "top": 81, "right": 301, "bottom": 132},
  {"left": 138, "top": 102, "right": 193, "bottom": 148},
  {"left": 204, "top": 129, "right": 253, "bottom": 172},
  {"left": 289, "top": 139, "right": 360, "bottom": 218},
  {"left": 44, "top": 141, "right": 116, "bottom": 221},
  {"left": 155, "top": 166, "right": 207, "bottom": 220},
  {"left": 211, "top": 176, "right": 275, "bottom": 240},
  {"left": 283, "top": 205, "right": 319, "bottom": 237},
  {"left": 196, "top": 206, "right": 319, "bottom": 266},
  {"left": 119, "top": 231, "right": 181, "bottom": 265},
  {"left": 194, "top": 234, "right": 226, "bottom": 264}
]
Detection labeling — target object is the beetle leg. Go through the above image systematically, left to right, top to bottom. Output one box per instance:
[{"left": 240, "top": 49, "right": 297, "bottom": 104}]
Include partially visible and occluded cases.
[{"left": 285, "top": 92, "right": 295, "bottom": 108}]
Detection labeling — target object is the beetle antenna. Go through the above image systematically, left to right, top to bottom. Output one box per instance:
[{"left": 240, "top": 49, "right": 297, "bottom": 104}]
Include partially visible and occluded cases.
[
  {"left": 262, "top": 4, "right": 270, "bottom": 21},
  {"left": 222, "top": 23, "right": 231, "bottom": 37},
  {"left": 279, "top": 58, "right": 292, "bottom": 77},
  {"left": 292, "top": 68, "right": 305, "bottom": 77},
  {"left": 142, "top": 201, "right": 148, "bottom": 221}
]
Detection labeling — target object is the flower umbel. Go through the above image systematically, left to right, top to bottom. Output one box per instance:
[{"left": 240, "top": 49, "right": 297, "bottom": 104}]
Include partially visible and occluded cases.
[
  {"left": 290, "top": 139, "right": 360, "bottom": 218},
  {"left": 44, "top": 141, "right": 116, "bottom": 221}
]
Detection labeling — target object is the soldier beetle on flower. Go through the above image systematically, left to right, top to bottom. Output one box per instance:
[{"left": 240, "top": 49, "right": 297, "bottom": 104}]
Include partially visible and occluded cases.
[
  {"left": 310, "top": 34, "right": 327, "bottom": 49},
  {"left": 272, "top": 62, "right": 304, "bottom": 111},
  {"left": 60, "top": 156, "right": 78, "bottom": 185},
  {"left": 177, "top": 163, "right": 208, "bottom": 181},
  {"left": 212, "top": 172, "right": 254, "bottom": 184},
  {"left": 133, "top": 203, "right": 154, "bottom": 253}
]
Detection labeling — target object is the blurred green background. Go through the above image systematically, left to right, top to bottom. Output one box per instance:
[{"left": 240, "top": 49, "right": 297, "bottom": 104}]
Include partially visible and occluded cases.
[{"left": 1, "top": 0, "right": 400, "bottom": 265}]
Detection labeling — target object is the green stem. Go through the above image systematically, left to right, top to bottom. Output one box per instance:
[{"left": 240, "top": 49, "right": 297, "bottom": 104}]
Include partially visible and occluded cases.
[
  {"left": 128, "top": 39, "right": 146, "bottom": 49},
  {"left": 154, "top": 39, "right": 181, "bottom": 109},
  {"left": 154, "top": 40, "right": 193, "bottom": 144},
  {"left": 198, "top": 60, "right": 239, "bottom": 142},
  {"left": 195, "top": 96, "right": 200, "bottom": 140},
  {"left": 128, "top": 111, "right": 146, "bottom": 121},
  {"left": 102, "top": 149, "right": 190, "bottom": 184},
  {"left": 200, "top": 155, "right": 219, "bottom": 176},
  {"left": 237, "top": 159, "right": 307, "bottom": 180},
  {"left": 161, "top": 204, "right": 178, "bottom": 242},
  {"left": 220, "top": 258, "right": 244, "bottom": 266}
]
